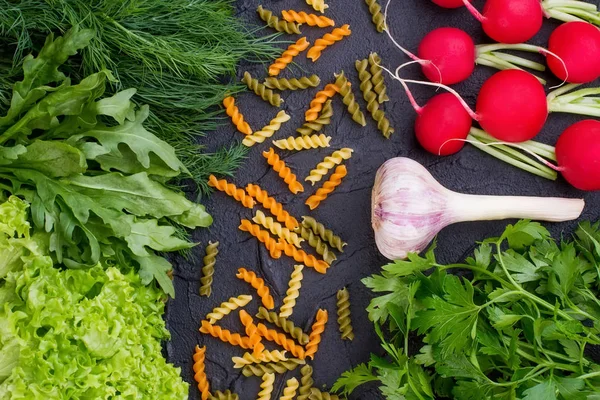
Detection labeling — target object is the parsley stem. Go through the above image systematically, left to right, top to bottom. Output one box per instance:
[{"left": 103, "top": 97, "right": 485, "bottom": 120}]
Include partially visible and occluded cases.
[{"left": 576, "top": 370, "right": 600, "bottom": 380}]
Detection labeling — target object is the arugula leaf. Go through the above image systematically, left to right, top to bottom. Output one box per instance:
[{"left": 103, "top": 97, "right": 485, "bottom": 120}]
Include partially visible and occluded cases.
[
  {"left": 11, "top": 141, "right": 87, "bottom": 178},
  {"left": 122, "top": 216, "right": 195, "bottom": 256},
  {"left": 133, "top": 253, "right": 175, "bottom": 298}
]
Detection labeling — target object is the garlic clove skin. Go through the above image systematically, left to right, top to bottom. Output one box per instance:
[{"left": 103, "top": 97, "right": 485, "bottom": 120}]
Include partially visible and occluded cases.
[{"left": 372, "top": 157, "right": 585, "bottom": 260}]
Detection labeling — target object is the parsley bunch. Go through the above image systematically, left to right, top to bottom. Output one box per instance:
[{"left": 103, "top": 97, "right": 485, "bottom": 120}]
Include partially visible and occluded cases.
[{"left": 335, "top": 220, "right": 600, "bottom": 399}]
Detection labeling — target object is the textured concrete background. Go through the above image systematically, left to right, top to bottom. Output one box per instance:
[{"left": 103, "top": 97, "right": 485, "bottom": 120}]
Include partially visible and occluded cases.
[{"left": 166, "top": 0, "right": 600, "bottom": 399}]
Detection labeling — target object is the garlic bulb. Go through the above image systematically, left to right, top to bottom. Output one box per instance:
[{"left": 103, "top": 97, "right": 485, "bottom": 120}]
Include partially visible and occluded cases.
[{"left": 372, "top": 157, "right": 585, "bottom": 260}]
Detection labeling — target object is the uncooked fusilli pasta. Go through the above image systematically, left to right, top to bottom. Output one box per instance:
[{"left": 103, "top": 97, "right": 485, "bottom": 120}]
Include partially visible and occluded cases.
[
  {"left": 306, "top": 0, "right": 328, "bottom": 13},
  {"left": 365, "top": 0, "right": 386, "bottom": 32},
  {"left": 257, "top": 6, "right": 301, "bottom": 34},
  {"left": 281, "top": 10, "right": 334, "bottom": 27},
  {"left": 307, "top": 25, "right": 352, "bottom": 62},
  {"left": 269, "top": 38, "right": 311, "bottom": 76},
  {"left": 369, "top": 52, "right": 389, "bottom": 103},
  {"left": 356, "top": 59, "right": 394, "bottom": 138},
  {"left": 242, "top": 71, "right": 282, "bottom": 107},
  {"left": 335, "top": 72, "right": 366, "bottom": 126},
  {"left": 265, "top": 75, "right": 321, "bottom": 91},
  {"left": 305, "top": 84, "right": 339, "bottom": 121},
  {"left": 223, "top": 96, "right": 252, "bottom": 135},
  {"left": 297, "top": 99, "right": 333, "bottom": 136},
  {"left": 242, "top": 110, "right": 290, "bottom": 147},
  {"left": 273, "top": 134, "right": 331, "bottom": 151},
  {"left": 263, "top": 148, "right": 304, "bottom": 194},
  {"left": 305, "top": 148, "right": 353, "bottom": 186},
  {"left": 305, "top": 165, "right": 347, "bottom": 210},
  {"left": 208, "top": 175, "right": 255, "bottom": 209},
  {"left": 245, "top": 184, "right": 299, "bottom": 230},
  {"left": 253, "top": 210, "right": 304, "bottom": 248},
  {"left": 301, "top": 216, "right": 347, "bottom": 252},
  {"left": 239, "top": 219, "right": 282, "bottom": 260},
  {"left": 298, "top": 226, "right": 336, "bottom": 265},
  {"left": 276, "top": 238, "right": 329, "bottom": 274},
  {"left": 200, "top": 241, "right": 218, "bottom": 297},
  {"left": 280, "top": 265, "right": 304, "bottom": 318},
  {"left": 236, "top": 267, "right": 276, "bottom": 310},
  {"left": 336, "top": 288, "right": 355, "bottom": 341},
  {"left": 206, "top": 295, "right": 252, "bottom": 324},
  {"left": 256, "top": 306, "right": 310, "bottom": 345},
  {"left": 305, "top": 309, "right": 328, "bottom": 360},
  {"left": 239, "top": 310, "right": 265, "bottom": 356},
  {"left": 199, "top": 320, "right": 253, "bottom": 349},
  {"left": 257, "top": 322, "right": 306, "bottom": 359},
  {"left": 193, "top": 345, "right": 211, "bottom": 400},
  {"left": 232, "top": 350, "right": 288, "bottom": 368},
  {"left": 242, "top": 358, "right": 305, "bottom": 377},
  {"left": 298, "top": 365, "right": 314, "bottom": 400},
  {"left": 258, "top": 373, "right": 275, "bottom": 400},
  {"left": 280, "top": 377, "right": 299, "bottom": 400},
  {"left": 309, "top": 388, "right": 340, "bottom": 400},
  {"left": 210, "top": 390, "right": 239, "bottom": 400}
]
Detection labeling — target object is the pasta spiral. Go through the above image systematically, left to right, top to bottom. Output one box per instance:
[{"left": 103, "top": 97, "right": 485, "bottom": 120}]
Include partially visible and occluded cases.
[
  {"left": 306, "top": 0, "right": 328, "bottom": 13},
  {"left": 365, "top": 0, "right": 386, "bottom": 33},
  {"left": 257, "top": 6, "right": 301, "bottom": 34},
  {"left": 281, "top": 10, "right": 334, "bottom": 27},
  {"left": 307, "top": 25, "right": 352, "bottom": 62},
  {"left": 269, "top": 38, "right": 311, "bottom": 77},
  {"left": 369, "top": 52, "right": 389, "bottom": 103},
  {"left": 355, "top": 59, "right": 394, "bottom": 138},
  {"left": 242, "top": 71, "right": 283, "bottom": 107},
  {"left": 335, "top": 72, "right": 366, "bottom": 126},
  {"left": 264, "top": 75, "right": 321, "bottom": 91},
  {"left": 305, "top": 84, "right": 339, "bottom": 121},
  {"left": 223, "top": 96, "right": 252, "bottom": 135},
  {"left": 297, "top": 99, "right": 333, "bottom": 136},
  {"left": 242, "top": 110, "right": 291, "bottom": 148},
  {"left": 273, "top": 134, "right": 331, "bottom": 151},
  {"left": 263, "top": 148, "right": 304, "bottom": 194},
  {"left": 305, "top": 148, "right": 353, "bottom": 186},
  {"left": 305, "top": 165, "right": 347, "bottom": 210},
  {"left": 208, "top": 175, "right": 255, "bottom": 209},
  {"left": 245, "top": 184, "right": 299, "bottom": 230},
  {"left": 253, "top": 210, "right": 303, "bottom": 248},
  {"left": 301, "top": 216, "right": 346, "bottom": 252},
  {"left": 239, "top": 219, "right": 282, "bottom": 260},
  {"left": 298, "top": 226, "right": 336, "bottom": 265},
  {"left": 276, "top": 238, "right": 330, "bottom": 274},
  {"left": 200, "top": 241, "right": 219, "bottom": 297},
  {"left": 280, "top": 265, "right": 304, "bottom": 318},
  {"left": 236, "top": 267, "right": 276, "bottom": 310},
  {"left": 336, "top": 288, "right": 355, "bottom": 341},
  {"left": 206, "top": 294, "right": 253, "bottom": 324},
  {"left": 256, "top": 306, "right": 310, "bottom": 345},
  {"left": 305, "top": 309, "right": 328, "bottom": 360},
  {"left": 239, "top": 310, "right": 265, "bottom": 356},
  {"left": 199, "top": 320, "right": 253, "bottom": 349},
  {"left": 257, "top": 322, "right": 306, "bottom": 359},
  {"left": 193, "top": 345, "right": 211, "bottom": 400},
  {"left": 232, "top": 350, "right": 288, "bottom": 368},
  {"left": 242, "top": 358, "right": 305, "bottom": 377},
  {"left": 297, "top": 365, "right": 314, "bottom": 400},
  {"left": 258, "top": 373, "right": 275, "bottom": 400},
  {"left": 281, "top": 377, "right": 299, "bottom": 400},
  {"left": 309, "top": 388, "right": 340, "bottom": 400},
  {"left": 210, "top": 390, "right": 239, "bottom": 400}
]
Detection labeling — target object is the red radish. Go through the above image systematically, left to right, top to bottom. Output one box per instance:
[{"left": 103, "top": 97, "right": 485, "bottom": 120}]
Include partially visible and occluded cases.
[
  {"left": 431, "top": 0, "right": 470, "bottom": 8},
  {"left": 548, "top": 22, "right": 600, "bottom": 84},
  {"left": 418, "top": 28, "right": 475, "bottom": 85},
  {"left": 475, "top": 69, "right": 547, "bottom": 142},
  {"left": 555, "top": 120, "right": 600, "bottom": 191}
]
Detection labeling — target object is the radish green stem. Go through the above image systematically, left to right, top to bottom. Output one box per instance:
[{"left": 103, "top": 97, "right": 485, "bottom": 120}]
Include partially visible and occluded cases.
[
  {"left": 542, "top": 0, "right": 600, "bottom": 25},
  {"left": 490, "top": 52, "right": 546, "bottom": 72},
  {"left": 476, "top": 54, "right": 546, "bottom": 84},
  {"left": 548, "top": 84, "right": 600, "bottom": 116},
  {"left": 470, "top": 128, "right": 556, "bottom": 161}
]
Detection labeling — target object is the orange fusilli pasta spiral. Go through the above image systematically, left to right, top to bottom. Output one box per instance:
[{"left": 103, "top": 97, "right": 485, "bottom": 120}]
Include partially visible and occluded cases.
[
  {"left": 281, "top": 10, "right": 334, "bottom": 27},
  {"left": 307, "top": 25, "right": 352, "bottom": 62},
  {"left": 269, "top": 37, "right": 310, "bottom": 76},
  {"left": 305, "top": 84, "right": 339, "bottom": 121},
  {"left": 223, "top": 96, "right": 252, "bottom": 135},
  {"left": 262, "top": 148, "right": 304, "bottom": 194},
  {"left": 305, "top": 165, "right": 347, "bottom": 210},
  {"left": 208, "top": 175, "right": 255, "bottom": 209},
  {"left": 245, "top": 184, "right": 299, "bottom": 230},
  {"left": 239, "top": 219, "right": 282, "bottom": 260},
  {"left": 276, "top": 238, "right": 329, "bottom": 274},
  {"left": 236, "top": 267, "right": 276, "bottom": 310},
  {"left": 305, "top": 309, "right": 328, "bottom": 360},
  {"left": 239, "top": 310, "right": 265, "bottom": 356},
  {"left": 199, "top": 320, "right": 253, "bottom": 349},
  {"left": 257, "top": 323, "right": 306, "bottom": 359},
  {"left": 193, "top": 345, "right": 211, "bottom": 400}
]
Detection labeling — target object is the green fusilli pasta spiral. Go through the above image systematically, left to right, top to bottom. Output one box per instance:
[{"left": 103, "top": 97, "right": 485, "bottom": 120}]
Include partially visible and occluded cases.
[
  {"left": 364, "top": 0, "right": 386, "bottom": 33},
  {"left": 257, "top": 5, "right": 301, "bottom": 34},
  {"left": 368, "top": 52, "right": 389, "bottom": 103},
  {"left": 355, "top": 59, "right": 394, "bottom": 138},
  {"left": 242, "top": 71, "right": 283, "bottom": 107},
  {"left": 334, "top": 72, "right": 366, "bottom": 126},
  {"left": 264, "top": 75, "right": 321, "bottom": 91},
  {"left": 296, "top": 99, "right": 333, "bottom": 136},
  {"left": 301, "top": 216, "right": 346, "bottom": 252},
  {"left": 298, "top": 226, "right": 336, "bottom": 264},
  {"left": 200, "top": 241, "right": 219, "bottom": 296},
  {"left": 336, "top": 288, "right": 355, "bottom": 340},
  {"left": 256, "top": 306, "right": 310, "bottom": 345},
  {"left": 241, "top": 358, "right": 305, "bottom": 377},
  {"left": 298, "top": 365, "right": 314, "bottom": 400},
  {"left": 309, "top": 388, "right": 340, "bottom": 400},
  {"left": 210, "top": 390, "right": 239, "bottom": 400}
]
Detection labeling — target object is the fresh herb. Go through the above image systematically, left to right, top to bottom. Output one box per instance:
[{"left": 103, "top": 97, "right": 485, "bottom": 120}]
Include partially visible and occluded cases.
[
  {"left": 0, "top": 28, "right": 211, "bottom": 296},
  {"left": 335, "top": 220, "right": 600, "bottom": 399}
]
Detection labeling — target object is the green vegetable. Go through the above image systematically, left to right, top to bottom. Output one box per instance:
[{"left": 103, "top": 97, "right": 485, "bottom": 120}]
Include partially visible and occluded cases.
[
  {"left": 0, "top": 28, "right": 211, "bottom": 296},
  {"left": 0, "top": 196, "right": 188, "bottom": 398},
  {"left": 335, "top": 220, "right": 600, "bottom": 399}
]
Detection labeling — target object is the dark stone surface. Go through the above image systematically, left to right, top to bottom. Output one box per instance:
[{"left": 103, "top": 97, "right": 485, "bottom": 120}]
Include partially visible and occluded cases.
[{"left": 166, "top": 1, "right": 600, "bottom": 399}]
